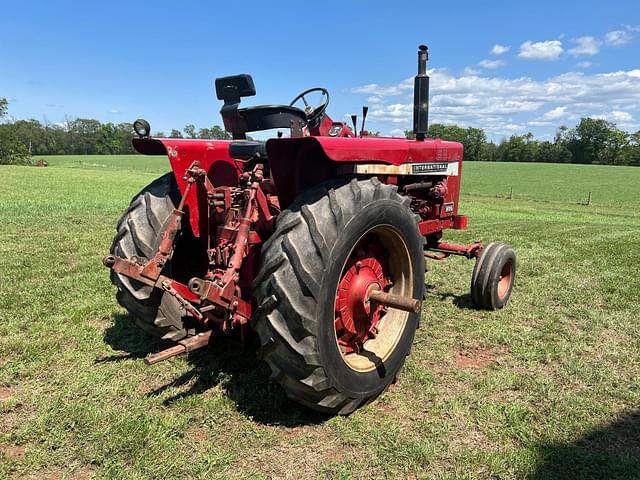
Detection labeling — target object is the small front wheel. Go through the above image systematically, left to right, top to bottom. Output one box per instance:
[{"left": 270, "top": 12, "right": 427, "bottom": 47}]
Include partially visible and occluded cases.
[{"left": 470, "top": 242, "right": 516, "bottom": 310}]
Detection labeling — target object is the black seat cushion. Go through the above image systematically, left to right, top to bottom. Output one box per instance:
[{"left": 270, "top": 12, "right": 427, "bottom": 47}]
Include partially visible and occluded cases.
[{"left": 229, "top": 141, "right": 268, "bottom": 160}]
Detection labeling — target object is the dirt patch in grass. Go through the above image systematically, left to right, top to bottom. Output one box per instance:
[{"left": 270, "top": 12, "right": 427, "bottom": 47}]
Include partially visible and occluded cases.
[
  {"left": 453, "top": 346, "right": 509, "bottom": 370},
  {"left": 0, "top": 387, "right": 15, "bottom": 401},
  {"left": 185, "top": 425, "right": 210, "bottom": 444},
  {"left": 236, "top": 428, "right": 349, "bottom": 478},
  {"left": 0, "top": 443, "right": 26, "bottom": 460},
  {"left": 29, "top": 466, "right": 95, "bottom": 480}
]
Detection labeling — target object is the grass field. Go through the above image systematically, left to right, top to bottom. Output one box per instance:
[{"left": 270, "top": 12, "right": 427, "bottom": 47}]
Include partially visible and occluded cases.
[{"left": 1, "top": 155, "right": 639, "bottom": 479}]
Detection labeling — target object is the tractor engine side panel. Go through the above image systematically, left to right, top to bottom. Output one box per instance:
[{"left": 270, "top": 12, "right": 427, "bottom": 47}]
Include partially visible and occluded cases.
[{"left": 266, "top": 136, "right": 464, "bottom": 215}]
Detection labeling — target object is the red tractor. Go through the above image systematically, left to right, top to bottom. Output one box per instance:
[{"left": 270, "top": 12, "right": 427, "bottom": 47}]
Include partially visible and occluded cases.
[{"left": 103, "top": 46, "right": 515, "bottom": 414}]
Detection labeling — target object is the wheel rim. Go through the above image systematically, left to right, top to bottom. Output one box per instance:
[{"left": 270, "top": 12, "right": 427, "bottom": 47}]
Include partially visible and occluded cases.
[
  {"left": 334, "top": 225, "right": 413, "bottom": 373},
  {"left": 497, "top": 260, "right": 513, "bottom": 300}
]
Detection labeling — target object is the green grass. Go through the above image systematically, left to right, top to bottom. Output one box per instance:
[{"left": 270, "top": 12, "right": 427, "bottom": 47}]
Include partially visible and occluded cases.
[
  {"left": 36, "top": 154, "right": 169, "bottom": 174},
  {"left": 1, "top": 157, "right": 639, "bottom": 479},
  {"left": 461, "top": 161, "right": 640, "bottom": 207}
]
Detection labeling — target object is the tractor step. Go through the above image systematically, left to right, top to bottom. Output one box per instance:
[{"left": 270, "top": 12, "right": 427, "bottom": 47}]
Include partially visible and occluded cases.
[{"left": 144, "top": 331, "right": 214, "bottom": 365}]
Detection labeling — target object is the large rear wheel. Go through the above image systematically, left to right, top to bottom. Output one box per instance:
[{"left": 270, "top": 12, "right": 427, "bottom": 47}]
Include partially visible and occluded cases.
[
  {"left": 109, "top": 173, "right": 207, "bottom": 341},
  {"left": 253, "top": 178, "right": 425, "bottom": 414}
]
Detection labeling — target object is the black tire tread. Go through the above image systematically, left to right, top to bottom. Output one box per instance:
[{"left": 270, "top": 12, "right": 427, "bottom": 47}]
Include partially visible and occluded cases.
[
  {"left": 109, "top": 173, "right": 190, "bottom": 342},
  {"left": 254, "top": 178, "right": 415, "bottom": 414},
  {"left": 471, "top": 241, "right": 516, "bottom": 310}
]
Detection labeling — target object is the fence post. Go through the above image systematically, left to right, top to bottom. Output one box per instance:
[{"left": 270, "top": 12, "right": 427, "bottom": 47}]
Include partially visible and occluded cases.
[
  {"left": 508, "top": 186, "right": 513, "bottom": 200},
  {"left": 587, "top": 191, "right": 592, "bottom": 206}
]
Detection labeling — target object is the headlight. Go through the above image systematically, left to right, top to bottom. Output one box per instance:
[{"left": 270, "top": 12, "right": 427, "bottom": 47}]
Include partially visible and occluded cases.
[{"left": 133, "top": 119, "right": 151, "bottom": 137}]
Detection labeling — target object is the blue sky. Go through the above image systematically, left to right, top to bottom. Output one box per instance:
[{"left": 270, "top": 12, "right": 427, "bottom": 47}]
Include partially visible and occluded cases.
[{"left": 1, "top": 0, "right": 639, "bottom": 140}]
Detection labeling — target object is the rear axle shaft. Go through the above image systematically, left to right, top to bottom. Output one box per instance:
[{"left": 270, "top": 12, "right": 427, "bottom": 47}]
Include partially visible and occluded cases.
[{"left": 369, "top": 290, "right": 422, "bottom": 314}]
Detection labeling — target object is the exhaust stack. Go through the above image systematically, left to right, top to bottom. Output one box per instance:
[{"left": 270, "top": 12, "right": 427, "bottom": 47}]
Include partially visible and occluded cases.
[{"left": 413, "top": 45, "right": 430, "bottom": 141}]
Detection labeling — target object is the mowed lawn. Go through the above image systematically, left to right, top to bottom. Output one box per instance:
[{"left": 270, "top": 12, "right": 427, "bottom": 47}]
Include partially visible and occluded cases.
[{"left": 1, "top": 155, "right": 639, "bottom": 479}]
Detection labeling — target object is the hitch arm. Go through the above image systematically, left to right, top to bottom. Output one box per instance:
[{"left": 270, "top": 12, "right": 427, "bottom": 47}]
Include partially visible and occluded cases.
[{"left": 144, "top": 331, "right": 214, "bottom": 365}]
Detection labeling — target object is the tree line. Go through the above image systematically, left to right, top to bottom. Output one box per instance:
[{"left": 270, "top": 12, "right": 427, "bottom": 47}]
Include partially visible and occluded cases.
[
  {"left": 1, "top": 97, "right": 639, "bottom": 166},
  {"left": 0, "top": 98, "right": 234, "bottom": 164},
  {"left": 405, "top": 119, "right": 640, "bottom": 166}
]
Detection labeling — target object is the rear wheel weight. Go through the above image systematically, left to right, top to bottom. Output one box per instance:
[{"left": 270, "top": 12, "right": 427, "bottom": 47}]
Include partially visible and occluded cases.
[
  {"left": 253, "top": 178, "right": 425, "bottom": 414},
  {"left": 470, "top": 242, "right": 516, "bottom": 310}
]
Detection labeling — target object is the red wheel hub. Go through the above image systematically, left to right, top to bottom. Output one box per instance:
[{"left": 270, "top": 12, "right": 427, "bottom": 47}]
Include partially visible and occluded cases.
[
  {"left": 335, "top": 255, "right": 388, "bottom": 354},
  {"left": 497, "top": 260, "right": 513, "bottom": 300}
]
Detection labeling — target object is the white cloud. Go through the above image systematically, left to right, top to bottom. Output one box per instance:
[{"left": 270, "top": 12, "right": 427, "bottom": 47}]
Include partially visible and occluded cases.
[
  {"left": 604, "top": 29, "right": 633, "bottom": 46},
  {"left": 568, "top": 36, "right": 601, "bottom": 56},
  {"left": 518, "top": 40, "right": 563, "bottom": 60},
  {"left": 491, "top": 44, "right": 510, "bottom": 55},
  {"left": 479, "top": 59, "right": 506, "bottom": 70},
  {"left": 577, "top": 61, "right": 592, "bottom": 69},
  {"left": 463, "top": 66, "right": 481, "bottom": 76},
  {"left": 351, "top": 68, "right": 640, "bottom": 137},
  {"left": 352, "top": 78, "right": 413, "bottom": 96},
  {"left": 542, "top": 106, "right": 568, "bottom": 120},
  {"left": 109, "top": 109, "right": 121, "bottom": 114},
  {"left": 610, "top": 110, "right": 633, "bottom": 122},
  {"left": 503, "top": 124, "right": 525, "bottom": 132}
]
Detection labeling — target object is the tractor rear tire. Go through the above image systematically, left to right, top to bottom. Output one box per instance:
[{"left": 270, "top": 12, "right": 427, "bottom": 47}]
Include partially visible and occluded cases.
[
  {"left": 109, "top": 173, "right": 197, "bottom": 341},
  {"left": 253, "top": 178, "right": 425, "bottom": 415},
  {"left": 470, "top": 242, "right": 516, "bottom": 310}
]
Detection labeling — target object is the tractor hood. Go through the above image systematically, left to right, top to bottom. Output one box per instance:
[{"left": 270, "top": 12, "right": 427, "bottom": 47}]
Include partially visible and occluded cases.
[{"left": 265, "top": 136, "right": 463, "bottom": 166}]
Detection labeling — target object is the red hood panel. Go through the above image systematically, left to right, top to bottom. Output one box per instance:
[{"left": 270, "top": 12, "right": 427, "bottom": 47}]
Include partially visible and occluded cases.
[{"left": 266, "top": 136, "right": 463, "bottom": 165}]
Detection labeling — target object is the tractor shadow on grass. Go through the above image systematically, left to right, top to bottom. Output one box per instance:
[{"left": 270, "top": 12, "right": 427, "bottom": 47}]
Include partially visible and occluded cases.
[
  {"left": 425, "top": 283, "right": 476, "bottom": 310},
  {"left": 96, "top": 313, "right": 167, "bottom": 363},
  {"left": 101, "top": 313, "right": 330, "bottom": 427},
  {"left": 529, "top": 410, "right": 640, "bottom": 479}
]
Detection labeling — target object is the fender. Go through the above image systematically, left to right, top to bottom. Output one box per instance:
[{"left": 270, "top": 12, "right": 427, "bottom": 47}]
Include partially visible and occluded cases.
[
  {"left": 265, "top": 136, "right": 464, "bottom": 210},
  {"left": 133, "top": 137, "right": 242, "bottom": 237}
]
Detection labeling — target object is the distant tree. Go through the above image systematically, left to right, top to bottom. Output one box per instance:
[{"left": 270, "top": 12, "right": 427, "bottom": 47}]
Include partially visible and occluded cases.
[
  {"left": 0, "top": 98, "right": 31, "bottom": 164},
  {"left": 67, "top": 118, "right": 101, "bottom": 154},
  {"left": 568, "top": 118, "right": 625, "bottom": 164},
  {"left": 96, "top": 123, "right": 123, "bottom": 154},
  {"left": 183, "top": 124, "right": 197, "bottom": 139},
  {"left": 426, "top": 124, "right": 487, "bottom": 161},
  {"left": 210, "top": 125, "right": 231, "bottom": 140},
  {"left": 197, "top": 127, "right": 211, "bottom": 139},
  {"left": 464, "top": 127, "right": 487, "bottom": 161},
  {"left": 169, "top": 129, "right": 183, "bottom": 138},
  {"left": 404, "top": 129, "right": 415, "bottom": 140},
  {"left": 623, "top": 130, "right": 640, "bottom": 166},
  {"left": 154, "top": 131, "right": 166, "bottom": 138},
  {"left": 497, "top": 134, "right": 532, "bottom": 163},
  {"left": 479, "top": 141, "right": 498, "bottom": 161}
]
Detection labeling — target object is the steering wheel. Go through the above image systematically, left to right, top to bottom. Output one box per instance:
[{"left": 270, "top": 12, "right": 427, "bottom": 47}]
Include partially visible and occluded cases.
[{"left": 289, "top": 88, "right": 330, "bottom": 127}]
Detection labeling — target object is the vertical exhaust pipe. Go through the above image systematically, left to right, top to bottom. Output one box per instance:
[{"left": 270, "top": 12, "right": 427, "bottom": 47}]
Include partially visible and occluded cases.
[{"left": 413, "top": 45, "right": 430, "bottom": 141}]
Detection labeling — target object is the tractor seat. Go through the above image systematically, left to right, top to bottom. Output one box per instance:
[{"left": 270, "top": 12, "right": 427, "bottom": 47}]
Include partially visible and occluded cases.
[{"left": 228, "top": 141, "right": 268, "bottom": 160}]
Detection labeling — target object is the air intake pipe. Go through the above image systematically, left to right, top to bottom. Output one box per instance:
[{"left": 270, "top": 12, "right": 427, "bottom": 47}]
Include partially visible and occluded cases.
[{"left": 413, "top": 45, "right": 430, "bottom": 141}]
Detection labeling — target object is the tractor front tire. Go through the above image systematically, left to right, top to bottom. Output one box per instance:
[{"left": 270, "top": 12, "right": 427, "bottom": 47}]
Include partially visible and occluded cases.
[
  {"left": 109, "top": 173, "right": 196, "bottom": 341},
  {"left": 253, "top": 178, "right": 425, "bottom": 415},
  {"left": 470, "top": 242, "right": 516, "bottom": 310}
]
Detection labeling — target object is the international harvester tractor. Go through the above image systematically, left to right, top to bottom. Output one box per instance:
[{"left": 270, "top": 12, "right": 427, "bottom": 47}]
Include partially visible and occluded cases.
[{"left": 103, "top": 46, "right": 516, "bottom": 414}]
